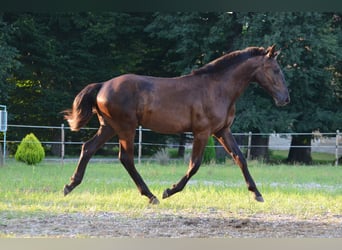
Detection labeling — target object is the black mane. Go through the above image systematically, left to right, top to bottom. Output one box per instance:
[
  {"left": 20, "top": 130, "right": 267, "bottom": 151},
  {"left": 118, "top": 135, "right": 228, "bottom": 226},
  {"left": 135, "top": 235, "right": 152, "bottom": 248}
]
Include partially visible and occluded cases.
[{"left": 192, "top": 47, "right": 267, "bottom": 75}]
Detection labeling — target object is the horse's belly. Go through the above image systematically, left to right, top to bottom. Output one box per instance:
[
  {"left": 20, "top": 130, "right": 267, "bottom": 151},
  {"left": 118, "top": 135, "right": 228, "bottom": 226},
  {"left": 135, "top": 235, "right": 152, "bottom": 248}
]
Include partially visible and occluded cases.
[{"left": 140, "top": 113, "right": 191, "bottom": 134}]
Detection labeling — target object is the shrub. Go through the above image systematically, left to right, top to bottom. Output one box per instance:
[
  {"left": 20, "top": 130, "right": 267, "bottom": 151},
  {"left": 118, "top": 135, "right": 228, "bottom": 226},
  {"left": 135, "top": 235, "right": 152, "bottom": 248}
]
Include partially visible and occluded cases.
[
  {"left": 15, "top": 133, "right": 45, "bottom": 165},
  {"left": 203, "top": 136, "right": 216, "bottom": 164},
  {"left": 153, "top": 148, "right": 170, "bottom": 165}
]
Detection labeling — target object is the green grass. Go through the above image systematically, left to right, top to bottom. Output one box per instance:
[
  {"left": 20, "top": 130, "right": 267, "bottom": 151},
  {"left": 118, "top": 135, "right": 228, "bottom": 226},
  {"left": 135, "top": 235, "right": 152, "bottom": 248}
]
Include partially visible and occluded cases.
[
  {"left": 270, "top": 150, "right": 337, "bottom": 164},
  {"left": 0, "top": 159, "right": 341, "bottom": 222}
]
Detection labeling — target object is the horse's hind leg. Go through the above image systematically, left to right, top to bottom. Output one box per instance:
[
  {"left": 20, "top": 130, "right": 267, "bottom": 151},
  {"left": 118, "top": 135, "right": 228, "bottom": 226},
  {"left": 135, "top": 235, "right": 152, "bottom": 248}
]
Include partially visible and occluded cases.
[
  {"left": 64, "top": 124, "right": 115, "bottom": 196},
  {"left": 214, "top": 128, "right": 264, "bottom": 202},
  {"left": 163, "top": 131, "right": 209, "bottom": 199},
  {"left": 118, "top": 133, "right": 159, "bottom": 204}
]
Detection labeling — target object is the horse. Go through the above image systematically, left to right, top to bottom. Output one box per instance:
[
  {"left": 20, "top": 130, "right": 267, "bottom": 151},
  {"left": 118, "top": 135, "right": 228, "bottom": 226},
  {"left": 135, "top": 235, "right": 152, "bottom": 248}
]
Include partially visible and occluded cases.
[{"left": 63, "top": 45, "right": 290, "bottom": 204}]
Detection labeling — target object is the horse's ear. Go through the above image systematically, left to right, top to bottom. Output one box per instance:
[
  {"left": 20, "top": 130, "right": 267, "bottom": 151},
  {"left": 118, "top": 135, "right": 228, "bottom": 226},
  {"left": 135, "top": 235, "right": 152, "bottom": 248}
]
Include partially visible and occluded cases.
[
  {"left": 266, "top": 44, "right": 276, "bottom": 58},
  {"left": 274, "top": 49, "right": 281, "bottom": 59}
]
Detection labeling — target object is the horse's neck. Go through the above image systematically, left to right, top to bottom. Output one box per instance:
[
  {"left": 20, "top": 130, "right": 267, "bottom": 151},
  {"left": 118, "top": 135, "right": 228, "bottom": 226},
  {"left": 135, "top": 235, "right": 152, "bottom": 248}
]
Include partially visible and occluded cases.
[{"left": 219, "top": 58, "right": 259, "bottom": 101}]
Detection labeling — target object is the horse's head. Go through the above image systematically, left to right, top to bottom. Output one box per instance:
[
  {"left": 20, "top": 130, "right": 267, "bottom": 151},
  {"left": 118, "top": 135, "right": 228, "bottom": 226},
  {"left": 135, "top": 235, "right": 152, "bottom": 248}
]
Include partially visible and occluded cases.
[{"left": 253, "top": 45, "right": 290, "bottom": 106}]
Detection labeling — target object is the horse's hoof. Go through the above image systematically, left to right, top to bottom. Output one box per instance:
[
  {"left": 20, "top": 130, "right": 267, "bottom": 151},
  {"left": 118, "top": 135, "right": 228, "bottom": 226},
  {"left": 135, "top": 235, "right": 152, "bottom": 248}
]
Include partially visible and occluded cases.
[
  {"left": 63, "top": 185, "right": 72, "bottom": 196},
  {"left": 162, "top": 189, "right": 170, "bottom": 199},
  {"left": 255, "top": 195, "right": 264, "bottom": 202},
  {"left": 149, "top": 197, "right": 160, "bottom": 205}
]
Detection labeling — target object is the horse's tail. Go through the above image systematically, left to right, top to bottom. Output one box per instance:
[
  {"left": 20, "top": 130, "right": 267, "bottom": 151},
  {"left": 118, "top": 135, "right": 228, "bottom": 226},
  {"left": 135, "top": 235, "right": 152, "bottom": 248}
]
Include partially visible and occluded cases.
[{"left": 63, "top": 82, "right": 103, "bottom": 131}]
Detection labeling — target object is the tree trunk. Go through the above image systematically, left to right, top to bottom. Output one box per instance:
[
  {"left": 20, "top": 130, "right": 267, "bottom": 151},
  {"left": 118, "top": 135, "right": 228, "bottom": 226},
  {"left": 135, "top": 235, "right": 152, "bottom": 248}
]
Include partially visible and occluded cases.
[
  {"left": 250, "top": 134, "right": 270, "bottom": 161},
  {"left": 287, "top": 135, "right": 312, "bottom": 164}
]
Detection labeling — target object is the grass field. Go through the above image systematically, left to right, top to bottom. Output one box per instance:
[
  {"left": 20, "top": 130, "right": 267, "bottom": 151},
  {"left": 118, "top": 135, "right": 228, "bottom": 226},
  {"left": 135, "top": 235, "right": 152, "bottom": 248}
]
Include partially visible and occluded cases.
[
  {"left": 269, "top": 149, "right": 338, "bottom": 164},
  {"left": 0, "top": 158, "right": 341, "bottom": 220}
]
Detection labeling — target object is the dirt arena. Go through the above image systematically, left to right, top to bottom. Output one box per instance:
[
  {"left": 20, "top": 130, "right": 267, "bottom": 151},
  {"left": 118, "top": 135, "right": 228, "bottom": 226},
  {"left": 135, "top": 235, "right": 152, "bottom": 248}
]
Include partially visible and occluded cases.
[{"left": 1, "top": 209, "right": 341, "bottom": 238}]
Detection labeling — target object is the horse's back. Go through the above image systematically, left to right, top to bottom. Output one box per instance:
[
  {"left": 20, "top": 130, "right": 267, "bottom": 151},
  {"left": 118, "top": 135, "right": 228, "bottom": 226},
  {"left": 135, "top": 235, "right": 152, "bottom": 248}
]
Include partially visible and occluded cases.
[{"left": 96, "top": 74, "right": 199, "bottom": 133}]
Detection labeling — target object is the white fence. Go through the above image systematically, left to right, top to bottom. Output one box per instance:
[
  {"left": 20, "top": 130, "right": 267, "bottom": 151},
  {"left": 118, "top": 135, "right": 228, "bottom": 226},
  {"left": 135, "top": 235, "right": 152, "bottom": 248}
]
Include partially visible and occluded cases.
[
  {"left": 0, "top": 105, "right": 7, "bottom": 165},
  {"left": 0, "top": 124, "right": 341, "bottom": 165}
]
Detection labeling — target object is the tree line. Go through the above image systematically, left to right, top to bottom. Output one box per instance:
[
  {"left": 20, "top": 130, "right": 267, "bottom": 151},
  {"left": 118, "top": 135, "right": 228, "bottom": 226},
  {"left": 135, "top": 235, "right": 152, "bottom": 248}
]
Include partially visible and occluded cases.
[{"left": 0, "top": 12, "right": 341, "bottom": 164}]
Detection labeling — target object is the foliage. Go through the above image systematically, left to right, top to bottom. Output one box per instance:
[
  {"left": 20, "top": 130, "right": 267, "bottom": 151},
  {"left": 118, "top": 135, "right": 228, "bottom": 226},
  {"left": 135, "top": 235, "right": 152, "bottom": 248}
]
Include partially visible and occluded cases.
[
  {"left": 1, "top": 12, "right": 341, "bottom": 163},
  {"left": 146, "top": 12, "right": 211, "bottom": 75},
  {"left": 230, "top": 12, "right": 342, "bottom": 163},
  {"left": 233, "top": 12, "right": 341, "bottom": 133},
  {"left": 275, "top": 13, "right": 341, "bottom": 133},
  {"left": 0, "top": 15, "right": 21, "bottom": 104},
  {"left": 15, "top": 133, "right": 45, "bottom": 165},
  {"left": 203, "top": 136, "right": 216, "bottom": 164},
  {"left": 153, "top": 148, "right": 170, "bottom": 165}
]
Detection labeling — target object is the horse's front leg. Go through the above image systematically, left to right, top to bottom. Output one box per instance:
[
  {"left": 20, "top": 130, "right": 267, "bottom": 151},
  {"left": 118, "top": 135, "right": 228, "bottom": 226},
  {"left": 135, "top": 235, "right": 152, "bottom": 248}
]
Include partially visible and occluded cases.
[
  {"left": 64, "top": 125, "right": 115, "bottom": 196},
  {"left": 214, "top": 128, "right": 264, "bottom": 202},
  {"left": 163, "top": 131, "right": 209, "bottom": 199}
]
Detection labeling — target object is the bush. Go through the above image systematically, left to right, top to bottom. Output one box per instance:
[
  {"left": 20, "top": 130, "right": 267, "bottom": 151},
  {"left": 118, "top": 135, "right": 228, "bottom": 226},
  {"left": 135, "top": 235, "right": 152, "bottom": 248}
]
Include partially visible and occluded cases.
[
  {"left": 15, "top": 133, "right": 45, "bottom": 165},
  {"left": 203, "top": 136, "right": 216, "bottom": 164},
  {"left": 153, "top": 148, "right": 170, "bottom": 165}
]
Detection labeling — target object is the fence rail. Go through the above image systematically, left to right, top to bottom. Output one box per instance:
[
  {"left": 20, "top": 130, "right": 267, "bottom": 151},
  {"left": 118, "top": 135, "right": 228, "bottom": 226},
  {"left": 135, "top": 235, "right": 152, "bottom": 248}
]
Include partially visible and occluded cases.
[{"left": 0, "top": 124, "right": 341, "bottom": 165}]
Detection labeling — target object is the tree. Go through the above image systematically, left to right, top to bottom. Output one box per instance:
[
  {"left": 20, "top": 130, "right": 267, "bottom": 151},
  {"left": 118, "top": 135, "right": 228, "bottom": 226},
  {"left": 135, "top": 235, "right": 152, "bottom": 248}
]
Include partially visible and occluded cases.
[
  {"left": 3, "top": 12, "right": 160, "bottom": 155},
  {"left": 3, "top": 12, "right": 341, "bottom": 162},
  {"left": 145, "top": 12, "right": 237, "bottom": 75},
  {"left": 230, "top": 12, "right": 295, "bottom": 160},
  {"left": 232, "top": 12, "right": 341, "bottom": 164},
  {"left": 267, "top": 13, "right": 341, "bottom": 164},
  {"left": 0, "top": 14, "right": 21, "bottom": 104}
]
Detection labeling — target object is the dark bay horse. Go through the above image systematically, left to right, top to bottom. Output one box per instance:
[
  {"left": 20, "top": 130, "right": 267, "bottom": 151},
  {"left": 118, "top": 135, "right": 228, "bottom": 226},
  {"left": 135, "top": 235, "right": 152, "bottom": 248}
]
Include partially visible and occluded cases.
[{"left": 63, "top": 45, "right": 290, "bottom": 204}]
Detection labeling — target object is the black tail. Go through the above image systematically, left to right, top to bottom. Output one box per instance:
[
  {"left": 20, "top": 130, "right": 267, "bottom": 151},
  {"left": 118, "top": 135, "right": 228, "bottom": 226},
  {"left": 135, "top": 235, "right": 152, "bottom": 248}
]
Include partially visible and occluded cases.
[{"left": 63, "top": 83, "right": 103, "bottom": 131}]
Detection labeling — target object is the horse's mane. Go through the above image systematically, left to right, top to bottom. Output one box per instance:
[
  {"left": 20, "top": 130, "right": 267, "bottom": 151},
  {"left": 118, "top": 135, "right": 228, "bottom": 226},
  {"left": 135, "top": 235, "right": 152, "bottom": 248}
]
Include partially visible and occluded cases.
[{"left": 192, "top": 47, "right": 267, "bottom": 75}]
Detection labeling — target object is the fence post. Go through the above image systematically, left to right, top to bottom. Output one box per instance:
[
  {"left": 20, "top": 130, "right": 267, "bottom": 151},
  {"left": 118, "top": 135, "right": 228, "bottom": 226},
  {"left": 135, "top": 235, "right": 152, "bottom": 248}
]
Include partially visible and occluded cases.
[
  {"left": 0, "top": 105, "right": 7, "bottom": 165},
  {"left": 61, "top": 124, "right": 65, "bottom": 165},
  {"left": 138, "top": 126, "right": 142, "bottom": 164},
  {"left": 336, "top": 130, "right": 340, "bottom": 166},
  {"left": 247, "top": 131, "right": 252, "bottom": 160},
  {"left": 0, "top": 144, "right": 2, "bottom": 166}
]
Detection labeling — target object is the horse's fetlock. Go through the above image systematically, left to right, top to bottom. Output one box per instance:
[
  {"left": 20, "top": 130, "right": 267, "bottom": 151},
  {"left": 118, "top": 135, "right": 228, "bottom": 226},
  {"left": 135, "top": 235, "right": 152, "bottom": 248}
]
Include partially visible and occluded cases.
[
  {"left": 71, "top": 176, "right": 82, "bottom": 186},
  {"left": 247, "top": 185, "right": 256, "bottom": 192}
]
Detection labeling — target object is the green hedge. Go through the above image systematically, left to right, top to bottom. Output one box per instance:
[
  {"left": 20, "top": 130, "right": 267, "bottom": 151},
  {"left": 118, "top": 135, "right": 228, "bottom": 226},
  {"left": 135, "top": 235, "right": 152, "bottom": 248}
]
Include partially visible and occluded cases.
[
  {"left": 15, "top": 133, "right": 45, "bottom": 165},
  {"left": 203, "top": 136, "right": 216, "bottom": 164}
]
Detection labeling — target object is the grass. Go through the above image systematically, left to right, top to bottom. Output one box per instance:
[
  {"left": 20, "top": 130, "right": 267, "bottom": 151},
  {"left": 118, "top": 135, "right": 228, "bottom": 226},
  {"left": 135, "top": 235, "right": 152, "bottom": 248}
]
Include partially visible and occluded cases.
[
  {"left": 269, "top": 149, "right": 337, "bottom": 164},
  {"left": 0, "top": 158, "right": 341, "bottom": 223}
]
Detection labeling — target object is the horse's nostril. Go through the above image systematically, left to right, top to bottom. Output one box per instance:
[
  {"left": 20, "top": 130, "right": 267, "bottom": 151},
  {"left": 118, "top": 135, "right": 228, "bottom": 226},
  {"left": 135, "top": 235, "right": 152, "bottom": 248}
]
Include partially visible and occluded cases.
[
  {"left": 275, "top": 95, "right": 290, "bottom": 106},
  {"left": 285, "top": 96, "right": 290, "bottom": 104}
]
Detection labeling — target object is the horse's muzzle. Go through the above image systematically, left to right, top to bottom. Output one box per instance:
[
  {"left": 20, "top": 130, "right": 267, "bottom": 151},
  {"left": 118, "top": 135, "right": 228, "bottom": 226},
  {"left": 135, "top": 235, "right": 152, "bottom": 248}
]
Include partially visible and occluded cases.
[{"left": 275, "top": 95, "right": 290, "bottom": 107}]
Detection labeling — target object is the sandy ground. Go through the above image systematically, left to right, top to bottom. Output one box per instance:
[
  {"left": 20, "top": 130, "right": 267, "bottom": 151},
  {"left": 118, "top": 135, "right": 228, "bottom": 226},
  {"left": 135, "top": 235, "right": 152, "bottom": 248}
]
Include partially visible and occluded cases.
[{"left": 1, "top": 209, "right": 342, "bottom": 238}]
